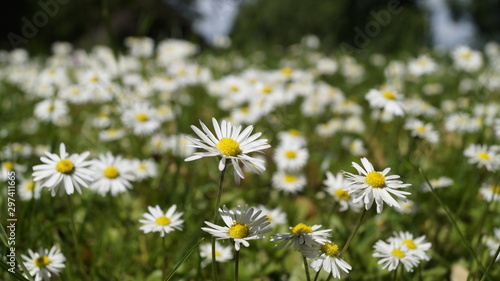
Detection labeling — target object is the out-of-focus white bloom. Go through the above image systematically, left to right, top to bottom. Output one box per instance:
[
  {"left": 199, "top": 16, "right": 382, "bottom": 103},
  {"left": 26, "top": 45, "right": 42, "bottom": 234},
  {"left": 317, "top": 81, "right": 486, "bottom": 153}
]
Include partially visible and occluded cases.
[
  {"left": 125, "top": 36, "right": 155, "bottom": 58},
  {"left": 452, "top": 45, "right": 483, "bottom": 72},
  {"left": 407, "top": 55, "right": 438, "bottom": 76},
  {"left": 366, "top": 88, "right": 405, "bottom": 116},
  {"left": 34, "top": 99, "right": 68, "bottom": 123},
  {"left": 404, "top": 118, "right": 439, "bottom": 144},
  {"left": 464, "top": 144, "right": 500, "bottom": 172},
  {"left": 272, "top": 170, "right": 306, "bottom": 194},
  {"left": 422, "top": 177, "right": 454, "bottom": 192},
  {"left": 479, "top": 182, "right": 500, "bottom": 202}
]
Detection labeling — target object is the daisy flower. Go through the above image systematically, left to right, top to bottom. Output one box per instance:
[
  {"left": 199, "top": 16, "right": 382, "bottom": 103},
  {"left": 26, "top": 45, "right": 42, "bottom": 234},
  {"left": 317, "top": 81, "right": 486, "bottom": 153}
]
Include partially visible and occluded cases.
[
  {"left": 452, "top": 45, "right": 483, "bottom": 72},
  {"left": 365, "top": 88, "right": 405, "bottom": 116},
  {"left": 34, "top": 99, "right": 69, "bottom": 123},
  {"left": 120, "top": 102, "right": 161, "bottom": 136},
  {"left": 185, "top": 118, "right": 271, "bottom": 185},
  {"left": 404, "top": 118, "right": 439, "bottom": 144},
  {"left": 98, "top": 128, "right": 126, "bottom": 142},
  {"left": 277, "top": 129, "right": 307, "bottom": 147},
  {"left": 32, "top": 143, "right": 94, "bottom": 196},
  {"left": 273, "top": 144, "right": 309, "bottom": 171},
  {"left": 464, "top": 144, "right": 500, "bottom": 172},
  {"left": 90, "top": 152, "right": 136, "bottom": 196},
  {"left": 343, "top": 157, "right": 411, "bottom": 214},
  {"left": 129, "top": 158, "right": 158, "bottom": 180},
  {"left": 271, "top": 170, "right": 307, "bottom": 194},
  {"left": 323, "top": 171, "right": 362, "bottom": 212},
  {"left": 421, "top": 176, "right": 454, "bottom": 192},
  {"left": 18, "top": 177, "right": 42, "bottom": 201},
  {"left": 479, "top": 182, "right": 500, "bottom": 202},
  {"left": 394, "top": 199, "right": 418, "bottom": 214},
  {"left": 139, "top": 205, "right": 184, "bottom": 237},
  {"left": 201, "top": 205, "right": 272, "bottom": 251},
  {"left": 255, "top": 205, "right": 288, "bottom": 227},
  {"left": 271, "top": 223, "right": 331, "bottom": 251},
  {"left": 484, "top": 228, "right": 500, "bottom": 262},
  {"left": 389, "top": 231, "right": 431, "bottom": 261},
  {"left": 373, "top": 239, "right": 420, "bottom": 272},
  {"left": 199, "top": 241, "right": 234, "bottom": 267},
  {"left": 300, "top": 241, "right": 352, "bottom": 279},
  {"left": 21, "top": 245, "right": 66, "bottom": 281}
]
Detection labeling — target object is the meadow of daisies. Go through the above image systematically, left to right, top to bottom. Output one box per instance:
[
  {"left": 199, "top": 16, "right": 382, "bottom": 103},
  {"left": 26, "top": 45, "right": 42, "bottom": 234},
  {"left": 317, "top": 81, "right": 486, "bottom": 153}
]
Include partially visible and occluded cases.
[{"left": 0, "top": 36, "right": 500, "bottom": 281}]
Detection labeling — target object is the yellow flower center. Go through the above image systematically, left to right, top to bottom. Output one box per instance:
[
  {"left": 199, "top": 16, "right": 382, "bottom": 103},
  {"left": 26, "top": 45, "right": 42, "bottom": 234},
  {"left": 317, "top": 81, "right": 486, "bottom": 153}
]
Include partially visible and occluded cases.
[
  {"left": 461, "top": 51, "right": 471, "bottom": 60},
  {"left": 281, "top": 67, "right": 293, "bottom": 76},
  {"left": 90, "top": 76, "right": 99, "bottom": 83},
  {"left": 230, "top": 85, "right": 239, "bottom": 92},
  {"left": 262, "top": 86, "right": 273, "bottom": 94},
  {"left": 71, "top": 88, "right": 80, "bottom": 96},
  {"left": 382, "top": 90, "right": 396, "bottom": 100},
  {"left": 47, "top": 105, "right": 55, "bottom": 112},
  {"left": 240, "top": 107, "right": 249, "bottom": 113},
  {"left": 136, "top": 113, "right": 149, "bottom": 122},
  {"left": 415, "top": 126, "right": 427, "bottom": 133},
  {"left": 288, "top": 129, "right": 300, "bottom": 136},
  {"left": 216, "top": 138, "right": 241, "bottom": 156},
  {"left": 285, "top": 150, "right": 297, "bottom": 159},
  {"left": 477, "top": 152, "right": 490, "bottom": 160},
  {"left": 56, "top": 159, "right": 75, "bottom": 174},
  {"left": 4, "top": 161, "right": 14, "bottom": 171},
  {"left": 138, "top": 164, "right": 147, "bottom": 171},
  {"left": 103, "top": 166, "right": 119, "bottom": 179},
  {"left": 366, "top": 171, "right": 385, "bottom": 188},
  {"left": 284, "top": 174, "right": 297, "bottom": 183},
  {"left": 26, "top": 180, "right": 35, "bottom": 191},
  {"left": 491, "top": 185, "right": 500, "bottom": 194},
  {"left": 335, "top": 188, "right": 349, "bottom": 201},
  {"left": 265, "top": 215, "right": 272, "bottom": 222},
  {"left": 155, "top": 216, "right": 171, "bottom": 226},
  {"left": 228, "top": 222, "right": 249, "bottom": 239},
  {"left": 291, "top": 223, "right": 312, "bottom": 234},
  {"left": 402, "top": 239, "right": 417, "bottom": 249},
  {"left": 321, "top": 242, "right": 339, "bottom": 257},
  {"left": 391, "top": 248, "right": 405, "bottom": 258},
  {"left": 215, "top": 251, "right": 221, "bottom": 257},
  {"left": 34, "top": 255, "right": 50, "bottom": 267}
]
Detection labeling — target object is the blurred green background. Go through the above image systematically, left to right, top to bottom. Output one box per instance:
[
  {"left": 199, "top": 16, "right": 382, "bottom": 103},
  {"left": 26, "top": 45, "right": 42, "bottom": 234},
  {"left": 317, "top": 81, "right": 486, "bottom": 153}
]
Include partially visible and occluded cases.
[{"left": 1, "top": 0, "right": 499, "bottom": 54}]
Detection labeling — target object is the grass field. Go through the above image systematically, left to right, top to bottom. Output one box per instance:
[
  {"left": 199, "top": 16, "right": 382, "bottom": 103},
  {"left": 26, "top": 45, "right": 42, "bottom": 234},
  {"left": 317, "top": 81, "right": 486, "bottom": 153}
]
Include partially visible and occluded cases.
[{"left": 0, "top": 38, "right": 499, "bottom": 281}]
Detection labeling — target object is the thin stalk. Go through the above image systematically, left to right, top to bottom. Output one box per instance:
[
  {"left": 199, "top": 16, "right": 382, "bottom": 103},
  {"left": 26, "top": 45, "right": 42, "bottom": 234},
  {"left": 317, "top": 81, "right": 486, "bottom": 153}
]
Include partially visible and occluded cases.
[
  {"left": 211, "top": 161, "right": 227, "bottom": 281},
  {"left": 419, "top": 166, "right": 491, "bottom": 280},
  {"left": 67, "top": 195, "right": 90, "bottom": 281},
  {"left": 340, "top": 208, "right": 368, "bottom": 257},
  {"left": 162, "top": 236, "right": 168, "bottom": 277},
  {"left": 479, "top": 244, "right": 500, "bottom": 281},
  {"left": 235, "top": 249, "right": 240, "bottom": 281},
  {"left": 302, "top": 256, "right": 311, "bottom": 281},
  {"left": 392, "top": 265, "right": 399, "bottom": 281},
  {"left": 313, "top": 270, "right": 320, "bottom": 281},
  {"left": 325, "top": 273, "right": 333, "bottom": 281}
]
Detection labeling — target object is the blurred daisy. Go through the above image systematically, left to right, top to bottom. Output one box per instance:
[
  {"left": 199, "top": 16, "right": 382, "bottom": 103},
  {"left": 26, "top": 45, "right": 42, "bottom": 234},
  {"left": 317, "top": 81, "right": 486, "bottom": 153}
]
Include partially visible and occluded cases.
[
  {"left": 452, "top": 45, "right": 483, "bottom": 72},
  {"left": 407, "top": 55, "right": 438, "bottom": 76},
  {"left": 365, "top": 88, "right": 405, "bottom": 116},
  {"left": 34, "top": 99, "right": 68, "bottom": 123},
  {"left": 121, "top": 102, "right": 161, "bottom": 136},
  {"left": 185, "top": 118, "right": 270, "bottom": 185},
  {"left": 404, "top": 118, "right": 439, "bottom": 144},
  {"left": 99, "top": 128, "right": 126, "bottom": 142},
  {"left": 277, "top": 129, "right": 306, "bottom": 147},
  {"left": 150, "top": 134, "right": 170, "bottom": 154},
  {"left": 167, "top": 134, "right": 195, "bottom": 158},
  {"left": 341, "top": 137, "right": 368, "bottom": 157},
  {"left": 32, "top": 143, "right": 94, "bottom": 196},
  {"left": 273, "top": 144, "right": 309, "bottom": 171},
  {"left": 463, "top": 144, "right": 500, "bottom": 172},
  {"left": 90, "top": 152, "right": 136, "bottom": 196},
  {"left": 343, "top": 157, "right": 411, "bottom": 213},
  {"left": 130, "top": 158, "right": 158, "bottom": 180},
  {"left": 1, "top": 161, "right": 26, "bottom": 180},
  {"left": 271, "top": 170, "right": 306, "bottom": 194},
  {"left": 323, "top": 171, "right": 362, "bottom": 212},
  {"left": 422, "top": 176, "right": 454, "bottom": 192},
  {"left": 18, "top": 177, "right": 42, "bottom": 201},
  {"left": 479, "top": 182, "right": 500, "bottom": 202},
  {"left": 394, "top": 199, "right": 417, "bottom": 214},
  {"left": 139, "top": 205, "right": 184, "bottom": 237},
  {"left": 201, "top": 205, "right": 272, "bottom": 251},
  {"left": 256, "top": 205, "right": 288, "bottom": 227},
  {"left": 271, "top": 223, "right": 331, "bottom": 251},
  {"left": 484, "top": 228, "right": 500, "bottom": 262},
  {"left": 389, "top": 231, "right": 431, "bottom": 261},
  {"left": 373, "top": 239, "right": 420, "bottom": 272},
  {"left": 300, "top": 240, "right": 351, "bottom": 279},
  {"left": 199, "top": 241, "right": 233, "bottom": 267},
  {"left": 21, "top": 245, "right": 66, "bottom": 281}
]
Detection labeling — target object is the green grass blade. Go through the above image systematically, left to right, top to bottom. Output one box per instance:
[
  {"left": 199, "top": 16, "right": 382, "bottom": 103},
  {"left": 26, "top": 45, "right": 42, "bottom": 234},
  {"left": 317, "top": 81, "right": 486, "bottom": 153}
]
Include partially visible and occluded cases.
[
  {"left": 0, "top": 224, "right": 9, "bottom": 247},
  {"left": 163, "top": 237, "right": 204, "bottom": 281},
  {"left": 0, "top": 259, "right": 31, "bottom": 281}
]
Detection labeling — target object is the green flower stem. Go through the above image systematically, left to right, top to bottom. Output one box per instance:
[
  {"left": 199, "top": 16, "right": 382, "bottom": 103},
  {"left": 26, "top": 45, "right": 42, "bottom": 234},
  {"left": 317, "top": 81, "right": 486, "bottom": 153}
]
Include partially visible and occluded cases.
[
  {"left": 211, "top": 161, "right": 227, "bottom": 281},
  {"left": 419, "top": 166, "right": 492, "bottom": 281},
  {"left": 67, "top": 195, "right": 90, "bottom": 281},
  {"left": 340, "top": 208, "right": 368, "bottom": 257},
  {"left": 162, "top": 236, "right": 168, "bottom": 277},
  {"left": 479, "top": 244, "right": 500, "bottom": 281},
  {"left": 235, "top": 249, "right": 240, "bottom": 281},
  {"left": 302, "top": 255, "right": 311, "bottom": 281},
  {"left": 313, "top": 270, "right": 320, "bottom": 281}
]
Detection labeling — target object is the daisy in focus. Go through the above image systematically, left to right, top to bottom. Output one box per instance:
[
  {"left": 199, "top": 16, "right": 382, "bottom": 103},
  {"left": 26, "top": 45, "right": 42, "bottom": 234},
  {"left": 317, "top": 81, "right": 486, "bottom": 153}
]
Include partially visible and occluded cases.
[
  {"left": 185, "top": 118, "right": 271, "bottom": 184},
  {"left": 32, "top": 143, "right": 94, "bottom": 196},
  {"left": 343, "top": 157, "right": 411, "bottom": 213},
  {"left": 139, "top": 205, "right": 184, "bottom": 237},
  {"left": 201, "top": 205, "right": 272, "bottom": 251},
  {"left": 271, "top": 223, "right": 331, "bottom": 251},
  {"left": 300, "top": 240, "right": 352, "bottom": 279},
  {"left": 199, "top": 241, "right": 234, "bottom": 267},
  {"left": 21, "top": 245, "right": 66, "bottom": 281}
]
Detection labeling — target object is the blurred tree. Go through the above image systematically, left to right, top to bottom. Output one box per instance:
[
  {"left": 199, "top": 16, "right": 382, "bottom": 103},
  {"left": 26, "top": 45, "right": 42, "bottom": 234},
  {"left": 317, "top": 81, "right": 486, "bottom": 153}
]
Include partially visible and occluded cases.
[
  {"left": 231, "top": 0, "right": 429, "bottom": 55},
  {"left": 447, "top": 0, "right": 500, "bottom": 43}
]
